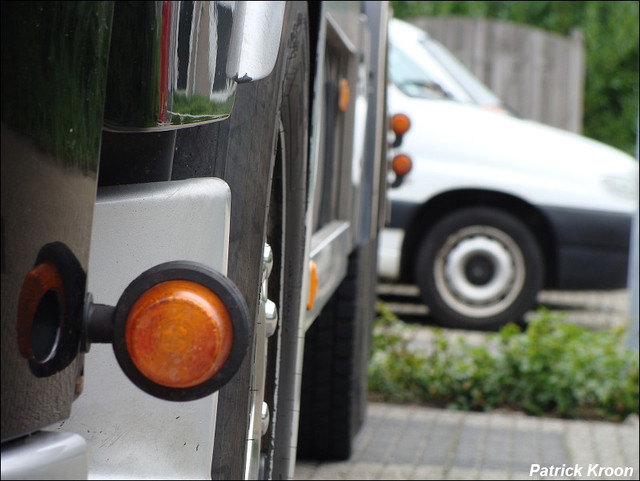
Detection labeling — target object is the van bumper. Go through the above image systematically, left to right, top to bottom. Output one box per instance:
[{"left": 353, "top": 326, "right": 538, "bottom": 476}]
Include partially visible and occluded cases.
[{"left": 542, "top": 206, "right": 633, "bottom": 289}]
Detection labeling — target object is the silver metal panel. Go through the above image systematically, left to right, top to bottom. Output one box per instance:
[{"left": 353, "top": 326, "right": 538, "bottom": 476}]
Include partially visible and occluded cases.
[
  {"left": 104, "top": 1, "right": 239, "bottom": 131},
  {"left": 105, "top": 1, "right": 287, "bottom": 131},
  {"left": 231, "top": 1, "right": 286, "bottom": 82},
  {"left": 325, "top": 1, "right": 363, "bottom": 54},
  {"left": 361, "top": 1, "right": 390, "bottom": 242},
  {"left": 349, "top": 14, "right": 372, "bottom": 245},
  {"left": 60, "top": 178, "right": 231, "bottom": 479},
  {"left": 87, "top": 178, "right": 230, "bottom": 302},
  {"left": 304, "top": 221, "right": 351, "bottom": 330},
  {"left": 1, "top": 431, "right": 87, "bottom": 480}
]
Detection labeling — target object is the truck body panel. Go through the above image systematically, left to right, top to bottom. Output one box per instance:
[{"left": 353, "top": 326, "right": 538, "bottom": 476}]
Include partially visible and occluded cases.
[{"left": 2, "top": 1, "right": 391, "bottom": 479}]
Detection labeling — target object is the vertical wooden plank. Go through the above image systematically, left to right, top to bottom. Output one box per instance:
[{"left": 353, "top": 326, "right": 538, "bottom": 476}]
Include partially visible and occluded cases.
[
  {"left": 406, "top": 16, "right": 585, "bottom": 133},
  {"left": 473, "top": 19, "right": 489, "bottom": 81},
  {"left": 567, "top": 28, "right": 586, "bottom": 133}
]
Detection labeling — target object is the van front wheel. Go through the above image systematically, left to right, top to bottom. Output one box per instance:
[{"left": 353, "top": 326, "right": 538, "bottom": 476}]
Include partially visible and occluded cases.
[{"left": 414, "top": 207, "right": 543, "bottom": 331}]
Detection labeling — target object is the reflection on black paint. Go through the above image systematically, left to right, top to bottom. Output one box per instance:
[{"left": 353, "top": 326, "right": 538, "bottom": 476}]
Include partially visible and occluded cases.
[{"left": 0, "top": 1, "right": 113, "bottom": 174}]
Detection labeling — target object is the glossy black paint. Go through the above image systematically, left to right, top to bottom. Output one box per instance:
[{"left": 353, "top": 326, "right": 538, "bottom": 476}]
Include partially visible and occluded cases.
[
  {"left": 1, "top": 1, "right": 114, "bottom": 442},
  {"left": 104, "top": 1, "right": 237, "bottom": 131}
]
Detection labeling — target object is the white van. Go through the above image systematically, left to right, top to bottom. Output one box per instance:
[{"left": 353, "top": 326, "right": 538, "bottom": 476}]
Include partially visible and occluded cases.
[{"left": 379, "top": 18, "right": 639, "bottom": 330}]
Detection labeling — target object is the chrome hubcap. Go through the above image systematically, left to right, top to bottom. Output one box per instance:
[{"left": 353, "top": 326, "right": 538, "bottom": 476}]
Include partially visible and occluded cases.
[{"left": 434, "top": 225, "right": 526, "bottom": 318}]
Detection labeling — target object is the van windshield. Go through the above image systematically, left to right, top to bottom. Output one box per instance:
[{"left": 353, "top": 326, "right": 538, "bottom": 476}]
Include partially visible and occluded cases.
[
  {"left": 421, "top": 38, "right": 503, "bottom": 108},
  {"left": 388, "top": 43, "right": 454, "bottom": 100}
]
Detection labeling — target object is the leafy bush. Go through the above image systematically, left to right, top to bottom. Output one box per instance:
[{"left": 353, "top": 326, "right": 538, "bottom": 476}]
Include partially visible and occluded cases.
[{"left": 368, "top": 302, "right": 639, "bottom": 422}]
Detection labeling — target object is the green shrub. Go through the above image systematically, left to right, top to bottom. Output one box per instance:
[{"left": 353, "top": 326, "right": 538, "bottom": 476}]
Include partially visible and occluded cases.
[{"left": 368, "top": 302, "right": 639, "bottom": 421}]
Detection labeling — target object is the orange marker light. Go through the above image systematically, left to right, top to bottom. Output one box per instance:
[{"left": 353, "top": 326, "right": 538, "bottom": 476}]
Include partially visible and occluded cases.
[
  {"left": 339, "top": 78, "right": 350, "bottom": 112},
  {"left": 390, "top": 113, "right": 411, "bottom": 136},
  {"left": 392, "top": 154, "right": 412, "bottom": 177},
  {"left": 17, "top": 260, "right": 65, "bottom": 362},
  {"left": 307, "top": 261, "right": 319, "bottom": 311},
  {"left": 125, "top": 280, "right": 233, "bottom": 389}
]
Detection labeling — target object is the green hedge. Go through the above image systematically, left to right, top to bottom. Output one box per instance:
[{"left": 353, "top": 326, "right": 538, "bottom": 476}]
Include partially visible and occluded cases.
[{"left": 369, "top": 301, "right": 639, "bottom": 422}]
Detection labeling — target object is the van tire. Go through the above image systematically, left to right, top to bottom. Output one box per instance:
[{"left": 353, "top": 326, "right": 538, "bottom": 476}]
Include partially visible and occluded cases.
[{"left": 415, "top": 207, "right": 543, "bottom": 331}]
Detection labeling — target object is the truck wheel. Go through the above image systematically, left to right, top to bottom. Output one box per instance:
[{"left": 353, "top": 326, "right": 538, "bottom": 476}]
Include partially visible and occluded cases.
[
  {"left": 199, "top": 3, "right": 309, "bottom": 479},
  {"left": 247, "top": 4, "right": 310, "bottom": 479},
  {"left": 251, "top": 111, "right": 308, "bottom": 480},
  {"left": 414, "top": 207, "right": 543, "bottom": 331},
  {"left": 297, "top": 238, "right": 378, "bottom": 460}
]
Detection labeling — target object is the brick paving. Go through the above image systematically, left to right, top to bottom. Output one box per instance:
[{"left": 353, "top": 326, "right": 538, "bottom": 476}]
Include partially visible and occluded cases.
[
  {"left": 294, "top": 288, "right": 639, "bottom": 480},
  {"left": 295, "top": 403, "right": 639, "bottom": 480}
]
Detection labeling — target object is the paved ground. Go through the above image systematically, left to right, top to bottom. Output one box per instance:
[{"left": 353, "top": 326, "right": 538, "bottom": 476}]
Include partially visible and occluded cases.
[
  {"left": 294, "top": 287, "right": 639, "bottom": 480},
  {"left": 295, "top": 402, "right": 639, "bottom": 480}
]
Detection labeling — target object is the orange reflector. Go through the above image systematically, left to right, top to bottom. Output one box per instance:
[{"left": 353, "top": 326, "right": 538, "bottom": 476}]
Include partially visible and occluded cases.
[
  {"left": 339, "top": 78, "right": 350, "bottom": 112},
  {"left": 390, "top": 113, "right": 411, "bottom": 136},
  {"left": 392, "top": 154, "right": 412, "bottom": 177},
  {"left": 17, "top": 260, "right": 65, "bottom": 361},
  {"left": 307, "top": 261, "right": 319, "bottom": 311},
  {"left": 125, "top": 280, "right": 233, "bottom": 389}
]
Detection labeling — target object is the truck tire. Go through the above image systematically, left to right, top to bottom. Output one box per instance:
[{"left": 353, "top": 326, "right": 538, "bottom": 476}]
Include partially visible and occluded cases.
[
  {"left": 174, "top": 3, "right": 310, "bottom": 479},
  {"left": 265, "top": 6, "right": 311, "bottom": 471},
  {"left": 414, "top": 206, "right": 543, "bottom": 331},
  {"left": 297, "top": 238, "right": 378, "bottom": 460}
]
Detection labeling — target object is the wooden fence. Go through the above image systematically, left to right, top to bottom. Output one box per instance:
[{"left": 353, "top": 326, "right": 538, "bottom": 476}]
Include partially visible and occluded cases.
[{"left": 409, "top": 17, "right": 586, "bottom": 134}]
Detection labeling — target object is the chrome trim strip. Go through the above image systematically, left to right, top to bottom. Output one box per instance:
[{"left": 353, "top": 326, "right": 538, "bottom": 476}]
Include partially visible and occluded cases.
[
  {"left": 104, "top": 1, "right": 239, "bottom": 131},
  {"left": 104, "top": 1, "right": 287, "bottom": 131},
  {"left": 232, "top": 1, "right": 286, "bottom": 82},
  {"left": 304, "top": 220, "right": 351, "bottom": 331}
]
